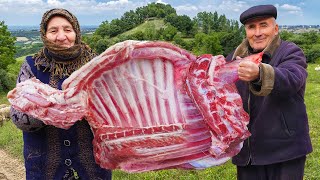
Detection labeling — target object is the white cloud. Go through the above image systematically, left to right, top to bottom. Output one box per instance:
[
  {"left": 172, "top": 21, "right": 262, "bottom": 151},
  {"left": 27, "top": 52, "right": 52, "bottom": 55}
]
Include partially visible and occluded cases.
[
  {"left": 0, "top": 0, "right": 315, "bottom": 26},
  {"left": 0, "top": 0, "right": 147, "bottom": 15},
  {"left": 47, "top": 0, "right": 63, "bottom": 6},
  {"left": 102, "top": 0, "right": 130, "bottom": 6},
  {"left": 155, "top": 0, "right": 167, "bottom": 5},
  {"left": 174, "top": 0, "right": 249, "bottom": 20},
  {"left": 218, "top": 0, "right": 247, "bottom": 12},
  {"left": 175, "top": 4, "right": 198, "bottom": 12},
  {"left": 279, "top": 4, "right": 303, "bottom": 16},
  {"left": 280, "top": 4, "right": 302, "bottom": 11}
]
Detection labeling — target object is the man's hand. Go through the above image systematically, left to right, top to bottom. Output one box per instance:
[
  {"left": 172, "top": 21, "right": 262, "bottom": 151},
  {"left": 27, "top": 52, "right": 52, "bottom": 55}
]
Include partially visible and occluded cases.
[{"left": 238, "top": 60, "right": 260, "bottom": 82}]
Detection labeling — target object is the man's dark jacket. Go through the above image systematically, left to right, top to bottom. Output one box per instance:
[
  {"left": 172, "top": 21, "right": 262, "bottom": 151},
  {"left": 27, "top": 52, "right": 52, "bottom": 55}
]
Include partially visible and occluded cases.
[{"left": 226, "top": 35, "right": 312, "bottom": 166}]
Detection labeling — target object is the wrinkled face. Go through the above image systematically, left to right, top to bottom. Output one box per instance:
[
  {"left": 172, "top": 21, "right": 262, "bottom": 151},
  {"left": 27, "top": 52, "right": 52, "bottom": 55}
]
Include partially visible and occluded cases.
[
  {"left": 45, "top": 16, "right": 76, "bottom": 48},
  {"left": 245, "top": 17, "right": 279, "bottom": 52}
]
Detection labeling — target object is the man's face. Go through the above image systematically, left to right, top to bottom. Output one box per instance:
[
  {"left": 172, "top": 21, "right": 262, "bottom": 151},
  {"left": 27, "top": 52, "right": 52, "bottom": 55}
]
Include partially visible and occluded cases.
[
  {"left": 45, "top": 16, "right": 76, "bottom": 48},
  {"left": 244, "top": 17, "right": 279, "bottom": 52}
]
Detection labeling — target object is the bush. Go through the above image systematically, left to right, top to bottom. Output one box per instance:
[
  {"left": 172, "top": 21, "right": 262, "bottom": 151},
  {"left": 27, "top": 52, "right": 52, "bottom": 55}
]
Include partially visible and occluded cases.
[{"left": 0, "top": 69, "right": 16, "bottom": 92}]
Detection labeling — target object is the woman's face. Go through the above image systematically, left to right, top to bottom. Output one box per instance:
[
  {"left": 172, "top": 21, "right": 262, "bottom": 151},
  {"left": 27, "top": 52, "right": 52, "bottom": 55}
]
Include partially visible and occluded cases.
[{"left": 45, "top": 16, "right": 76, "bottom": 48}]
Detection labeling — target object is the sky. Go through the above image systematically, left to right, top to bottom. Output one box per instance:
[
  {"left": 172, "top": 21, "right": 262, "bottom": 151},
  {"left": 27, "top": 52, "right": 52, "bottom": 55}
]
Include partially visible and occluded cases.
[{"left": 0, "top": 0, "right": 319, "bottom": 27}]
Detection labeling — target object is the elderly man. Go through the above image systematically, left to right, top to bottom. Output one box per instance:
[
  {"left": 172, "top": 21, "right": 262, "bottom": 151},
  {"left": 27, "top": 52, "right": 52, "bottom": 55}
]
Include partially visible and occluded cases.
[{"left": 226, "top": 4, "right": 312, "bottom": 180}]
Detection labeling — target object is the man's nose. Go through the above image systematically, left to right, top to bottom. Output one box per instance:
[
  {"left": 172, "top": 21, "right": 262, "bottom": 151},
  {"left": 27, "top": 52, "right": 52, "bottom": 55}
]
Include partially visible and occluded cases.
[{"left": 254, "top": 28, "right": 262, "bottom": 36}]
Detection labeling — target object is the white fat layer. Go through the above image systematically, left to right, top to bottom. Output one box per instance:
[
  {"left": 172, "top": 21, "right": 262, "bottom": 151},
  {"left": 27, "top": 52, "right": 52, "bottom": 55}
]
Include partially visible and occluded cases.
[
  {"left": 208, "top": 56, "right": 217, "bottom": 85},
  {"left": 91, "top": 59, "right": 186, "bottom": 128},
  {"left": 140, "top": 59, "right": 159, "bottom": 125},
  {"left": 165, "top": 60, "right": 179, "bottom": 124},
  {"left": 91, "top": 81, "right": 116, "bottom": 126},
  {"left": 104, "top": 130, "right": 183, "bottom": 149},
  {"left": 189, "top": 156, "right": 230, "bottom": 168}
]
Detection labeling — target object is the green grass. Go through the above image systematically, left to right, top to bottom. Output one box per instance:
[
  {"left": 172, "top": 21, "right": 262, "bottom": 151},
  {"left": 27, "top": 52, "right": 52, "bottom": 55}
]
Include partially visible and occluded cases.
[
  {"left": 121, "top": 19, "right": 166, "bottom": 36},
  {"left": 16, "top": 55, "right": 28, "bottom": 62},
  {"left": 0, "top": 64, "right": 319, "bottom": 179},
  {"left": 304, "top": 64, "right": 320, "bottom": 180},
  {"left": 0, "top": 91, "right": 9, "bottom": 104},
  {"left": 0, "top": 120, "right": 23, "bottom": 159},
  {"left": 112, "top": 162, "right": 236, "bottom": 180}
]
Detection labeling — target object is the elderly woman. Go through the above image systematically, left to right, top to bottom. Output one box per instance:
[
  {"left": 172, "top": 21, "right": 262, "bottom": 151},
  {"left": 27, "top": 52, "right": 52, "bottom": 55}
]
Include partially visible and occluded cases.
[{"left": 10, "top": 8, "right": 112, "bottom": 179}]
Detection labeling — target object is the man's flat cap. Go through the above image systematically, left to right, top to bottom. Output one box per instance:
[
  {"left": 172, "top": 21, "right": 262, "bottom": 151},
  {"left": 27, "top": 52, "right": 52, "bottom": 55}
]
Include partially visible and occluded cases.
[{"left": 240, "top": 5, "right": 277, "bottom": 24}]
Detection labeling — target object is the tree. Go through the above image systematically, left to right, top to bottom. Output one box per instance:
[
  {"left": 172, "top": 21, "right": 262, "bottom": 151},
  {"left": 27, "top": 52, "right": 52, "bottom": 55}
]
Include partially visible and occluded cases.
[
  {"left": 121, "top": 10, "right": 141, "bottom": 30},
  {"left": 194, "top": 12, "right": 213, "bottom": 34},
  {"left": 165, "top": 14, "right": 194, "bottom": 35},
  {"left": 0, "top": 21, "right": 16, "bottom": 91},
  {"left": 0, "top": 21, "right": 16, "bottom": 69},
  {"left": 94, "top": 21, "right": 111, "bottom": 38},
  {"left": 160, "top": 25, "right": 178, "bottom": 41},
  {"left": 219, "top": 28, "right": 244, "bottom": 56},
  {"left": 279, "top": 30, "right": 293, "bottom": 41},
  {"left": 192, "top": 32, "right": 222, "bottom": 55},
  {"left": 203, "top": 33, "right": 223, "bottom": 55},
  {"left": 303, "top": 44, "right": 320, "bottom": 63}
]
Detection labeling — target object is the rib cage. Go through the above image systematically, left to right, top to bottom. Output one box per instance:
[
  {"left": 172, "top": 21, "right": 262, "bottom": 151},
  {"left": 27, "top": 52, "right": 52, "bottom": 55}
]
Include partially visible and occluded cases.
[
  {"left": 88, "top": 58, "right": 216, "bottom": 171},
  {"left": 89, "top": 58, "right": 190, "bottom": 128}
]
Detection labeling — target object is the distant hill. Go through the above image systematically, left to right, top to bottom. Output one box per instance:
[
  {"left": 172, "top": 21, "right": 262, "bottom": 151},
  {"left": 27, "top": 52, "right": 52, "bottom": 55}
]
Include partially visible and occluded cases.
[
  {"left": 120, "top": 19, "right": 166, "bottom": 36},
  {"left": 8, "top": 25, "right": 98, "bottom": 32}
]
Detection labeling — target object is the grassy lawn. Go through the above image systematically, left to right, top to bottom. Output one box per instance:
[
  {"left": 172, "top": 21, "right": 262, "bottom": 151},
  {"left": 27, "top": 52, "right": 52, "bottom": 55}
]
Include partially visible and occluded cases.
[
  {"left": 121, "top": 19, "right": 166, "bottom": 37},
  {"left": 0, "top": 64, "right": 319, "bottom": 179},
  {"left": 0, "top": 91, "right": 9, "bottom": 104}
]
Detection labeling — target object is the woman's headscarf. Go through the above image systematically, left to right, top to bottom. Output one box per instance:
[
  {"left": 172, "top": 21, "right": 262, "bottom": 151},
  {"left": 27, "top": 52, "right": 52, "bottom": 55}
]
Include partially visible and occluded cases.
[{"left": 33, "top": 8, "right": 96, "bottom": 87}]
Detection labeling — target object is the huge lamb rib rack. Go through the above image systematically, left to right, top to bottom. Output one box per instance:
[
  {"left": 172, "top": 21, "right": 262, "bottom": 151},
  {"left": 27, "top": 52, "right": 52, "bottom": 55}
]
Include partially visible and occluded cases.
[{"left": 8, "top": 40, "right": 262, "bottom": 172}]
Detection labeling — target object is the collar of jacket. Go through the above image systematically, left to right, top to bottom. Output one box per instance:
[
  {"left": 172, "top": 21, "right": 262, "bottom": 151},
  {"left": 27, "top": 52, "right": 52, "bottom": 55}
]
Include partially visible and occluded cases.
[{"left": 232, "top": 34, "right": 281, "bottom": 60}]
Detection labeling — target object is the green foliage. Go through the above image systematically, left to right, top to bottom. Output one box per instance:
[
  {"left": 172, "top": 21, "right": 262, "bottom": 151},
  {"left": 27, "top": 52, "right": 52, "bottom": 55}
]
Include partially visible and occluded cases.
[
  {"left": 94, "top": 2, "right": 176, "bottom": 38},
  {"left": 88, "top": 4, "right": 244, "bottom": 55},
  {"left": 194, "top": 11, "right": 239, "bottom": 34},
  {"left": 165, "top": 14, "right": 194, "bottom": 36},
  {"left": 121, "top": 19, "right": 166, "bottom": 37},
  {"left": 0, "top": 21, "right": 17, "bottom": 92},
  {"left": 0, "top": 21, "right": 16, "bottom": 69},
  {"left": 94, "top": 21, "right": 112, "bottom": 38},
  {"left": 144, "top": 24, "right": 160, "bottom": 40},
  {"left": 160, "top": 25, "right": 178, "bottom": 41},
  {"left": 219, "top": 28, "right": 244, "bottom": 56},
  {"left": 280, "top": 30, "right": 294, "bottom": 41},
  {"left": 278, "top": 31, "right": 320, "bottom": 63},
  {"left": 286, "top": 31, "right": 320, "bottom": 47},
  {"left": 192, "top": 33, "right": 222, "bottom": 55},
  {"left": 173, "top": 34, "right": 194, "bottom": 51},
  {"left": 15, "top": 43, "right": 42, "bottom": 58},
  {"left": 303, "top": 44, "right": 320, "bottom": 63},
  {"left": 7, "top": 55, "right": 26, "bottom": 78},
  {"left": 0, "top": 69, "right": 16, "bottom": 91},
  {"left": 0, "top": 91, "right": 9, "bottom": 104}
]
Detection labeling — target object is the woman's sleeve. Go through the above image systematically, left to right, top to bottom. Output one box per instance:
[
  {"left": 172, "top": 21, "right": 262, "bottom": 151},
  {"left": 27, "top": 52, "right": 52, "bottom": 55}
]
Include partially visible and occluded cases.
[{"left": 10, "top": 59, "right": 46, "bottom": 132}]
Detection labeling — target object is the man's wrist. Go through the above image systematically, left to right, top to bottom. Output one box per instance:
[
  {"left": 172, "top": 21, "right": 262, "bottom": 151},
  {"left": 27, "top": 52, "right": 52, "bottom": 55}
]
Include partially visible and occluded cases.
[{"left": 252, "top": 66, "right": 262, "bottom": 85}]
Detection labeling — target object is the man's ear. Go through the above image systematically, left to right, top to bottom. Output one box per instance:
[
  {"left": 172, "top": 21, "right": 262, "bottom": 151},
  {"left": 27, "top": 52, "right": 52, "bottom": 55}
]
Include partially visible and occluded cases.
[{"left": 275, "top": 23, "right": 279, "bottom": 35}]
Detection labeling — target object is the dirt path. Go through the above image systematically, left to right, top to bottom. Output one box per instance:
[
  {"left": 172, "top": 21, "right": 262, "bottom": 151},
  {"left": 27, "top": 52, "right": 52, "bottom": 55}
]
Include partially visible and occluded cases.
[{"left": 0, "top": 149, "right": 25, "bottom": 180}]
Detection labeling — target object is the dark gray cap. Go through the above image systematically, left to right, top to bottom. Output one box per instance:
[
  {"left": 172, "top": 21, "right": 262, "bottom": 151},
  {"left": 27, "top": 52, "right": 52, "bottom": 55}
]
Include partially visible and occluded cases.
[{"left": 240, "top": 5, "right": 277, "bottom": 24}]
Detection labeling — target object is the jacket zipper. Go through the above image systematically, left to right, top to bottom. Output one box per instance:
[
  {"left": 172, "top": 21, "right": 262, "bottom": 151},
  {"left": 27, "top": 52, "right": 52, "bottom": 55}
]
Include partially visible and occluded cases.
[{"left": 245, "top": 87, "right": 252, "bottom": 165}]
